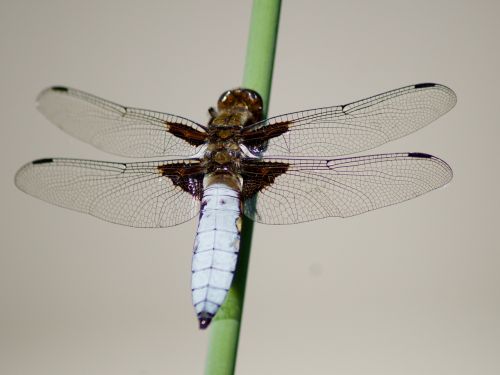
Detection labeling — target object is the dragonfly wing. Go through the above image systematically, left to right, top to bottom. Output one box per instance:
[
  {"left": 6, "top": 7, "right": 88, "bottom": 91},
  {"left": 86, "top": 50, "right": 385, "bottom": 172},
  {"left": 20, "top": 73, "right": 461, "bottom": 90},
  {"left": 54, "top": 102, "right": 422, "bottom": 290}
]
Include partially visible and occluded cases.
[
  {"left": 242, "top": 83, "right": 456, "bottom": 157},
  {"left": 37, "top": 86, "right": 208, "bottom": 158},
  {"left": 241, "top": 153, "right": 452, "bottom": 224},
  {"left": 15, "top": 158, "right": 205, "bottom": 228}
]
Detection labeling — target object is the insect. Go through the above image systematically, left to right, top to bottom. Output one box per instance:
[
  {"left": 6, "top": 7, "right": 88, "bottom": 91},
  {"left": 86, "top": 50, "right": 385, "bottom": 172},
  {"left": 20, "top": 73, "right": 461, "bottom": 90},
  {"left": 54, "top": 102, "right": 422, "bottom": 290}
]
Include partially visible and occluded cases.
[{"left": 15, "top": 83, "right": 456, "bottom": 329}]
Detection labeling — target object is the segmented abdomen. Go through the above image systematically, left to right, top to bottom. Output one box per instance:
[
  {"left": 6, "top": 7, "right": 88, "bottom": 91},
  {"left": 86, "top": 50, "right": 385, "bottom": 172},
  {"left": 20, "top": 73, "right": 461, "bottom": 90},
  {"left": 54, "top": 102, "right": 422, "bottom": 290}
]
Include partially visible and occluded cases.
[{"left": 191, "top": 182, "right": 242, "bottom": 328}]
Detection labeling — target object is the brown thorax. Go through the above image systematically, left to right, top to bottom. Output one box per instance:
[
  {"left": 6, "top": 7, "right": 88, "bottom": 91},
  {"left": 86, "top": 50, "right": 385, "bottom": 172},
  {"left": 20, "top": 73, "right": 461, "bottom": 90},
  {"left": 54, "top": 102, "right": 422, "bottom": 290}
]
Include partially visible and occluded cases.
[{"left": 203, "top": 88, "right": 264, "bottom": 177}]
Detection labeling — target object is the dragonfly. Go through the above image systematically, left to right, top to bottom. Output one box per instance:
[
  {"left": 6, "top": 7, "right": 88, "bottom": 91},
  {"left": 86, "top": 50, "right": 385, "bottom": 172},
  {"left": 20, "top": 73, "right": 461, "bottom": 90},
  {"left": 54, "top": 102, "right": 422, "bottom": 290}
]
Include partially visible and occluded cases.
[{"left": 15, "top": 83, "right": 456, "bottom": 329}]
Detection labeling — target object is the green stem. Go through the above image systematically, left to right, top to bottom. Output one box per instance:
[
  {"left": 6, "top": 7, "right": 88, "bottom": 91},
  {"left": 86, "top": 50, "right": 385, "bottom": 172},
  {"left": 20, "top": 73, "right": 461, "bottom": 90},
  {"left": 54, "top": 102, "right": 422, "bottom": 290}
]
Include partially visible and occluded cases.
[{"left": 204, "top": 1, "right": 281, "bottom": 374}]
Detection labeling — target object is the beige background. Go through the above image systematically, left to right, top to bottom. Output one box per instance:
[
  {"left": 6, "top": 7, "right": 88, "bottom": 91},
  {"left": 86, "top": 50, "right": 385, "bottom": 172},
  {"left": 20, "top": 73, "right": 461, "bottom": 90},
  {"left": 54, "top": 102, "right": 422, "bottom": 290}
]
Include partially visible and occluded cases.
[{"left": 1, "top": 0, "right": 499, "bottom": 374}]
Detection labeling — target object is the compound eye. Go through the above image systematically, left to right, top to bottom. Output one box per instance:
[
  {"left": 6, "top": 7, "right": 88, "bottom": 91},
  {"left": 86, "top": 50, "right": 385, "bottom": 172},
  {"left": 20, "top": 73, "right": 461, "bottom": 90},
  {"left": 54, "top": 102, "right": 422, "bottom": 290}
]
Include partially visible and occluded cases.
[
  {"left": 217, "top": 90, "right": 236, "bottom": 110},
  {"left": 244, "top": 90, "right": 263, "bottom": 110},
  {"left": 218, "top": 91, "right": 233, "bottom": 105},
  {"left": 248, "top": 91, "right": 258, "bottom": 101},
  {"left": 246, "top": 93, "right": 255, "bottom": 103}
]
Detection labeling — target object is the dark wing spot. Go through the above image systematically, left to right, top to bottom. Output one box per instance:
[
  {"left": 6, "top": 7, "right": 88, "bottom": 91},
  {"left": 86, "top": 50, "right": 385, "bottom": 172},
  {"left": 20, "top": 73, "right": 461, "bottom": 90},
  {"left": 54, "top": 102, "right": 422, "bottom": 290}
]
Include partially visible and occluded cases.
[
  {"left": 414, "top": 83, "right": 436, "bottom": 89},
  {"left": 51, "top": 86, "right": 69, "bottom": 92},
  {"left": 241, "top": 120, "right": 291, "bottom": 155},
  {"left": 242, "top": 120, "right": 290, "bottom": 143},
  {"left": 167, "top": 122, "right": 208, "bottom": 147},
  {"left": 408, "top": 152, "right": 432, "bottom": 159},
  {"left": 32, "top": 158, "right": 54, "bottom": 165},
  {"left": 241, "top": 160, "right": 289, "bottom": 199},
  {"left": 157, "top": 162, "right": 205, "bottom": 199}
]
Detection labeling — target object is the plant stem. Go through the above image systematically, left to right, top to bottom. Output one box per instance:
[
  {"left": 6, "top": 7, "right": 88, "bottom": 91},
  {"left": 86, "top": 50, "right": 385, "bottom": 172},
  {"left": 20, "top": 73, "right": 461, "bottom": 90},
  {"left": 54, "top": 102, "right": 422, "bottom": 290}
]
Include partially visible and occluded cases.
[{"left": 204, "top": 1, "right": 281, "bottom": 374}]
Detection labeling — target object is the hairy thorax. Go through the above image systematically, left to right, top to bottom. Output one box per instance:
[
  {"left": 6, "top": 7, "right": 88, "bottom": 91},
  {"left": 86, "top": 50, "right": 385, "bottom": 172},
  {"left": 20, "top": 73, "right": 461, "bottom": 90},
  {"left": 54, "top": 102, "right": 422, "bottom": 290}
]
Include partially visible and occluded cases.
[{"left": 201, "top": 88, "right": 263, "bottom": 190}]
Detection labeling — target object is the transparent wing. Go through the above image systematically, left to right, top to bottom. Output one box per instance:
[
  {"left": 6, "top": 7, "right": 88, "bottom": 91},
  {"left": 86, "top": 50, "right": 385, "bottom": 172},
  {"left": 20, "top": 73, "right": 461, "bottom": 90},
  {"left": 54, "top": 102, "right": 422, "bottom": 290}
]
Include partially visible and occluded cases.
[
  {"left": 242, "top": 83, "right": 456, "bottom": 157},
  {"left": 37, "top": 86, "right": 208, "bottom": 158},
  {"left": 242, "top": 153, "right": 452, "bottom": 224},
  {"left": 15, "top": 158, "right": 204, "bottom": 228}
]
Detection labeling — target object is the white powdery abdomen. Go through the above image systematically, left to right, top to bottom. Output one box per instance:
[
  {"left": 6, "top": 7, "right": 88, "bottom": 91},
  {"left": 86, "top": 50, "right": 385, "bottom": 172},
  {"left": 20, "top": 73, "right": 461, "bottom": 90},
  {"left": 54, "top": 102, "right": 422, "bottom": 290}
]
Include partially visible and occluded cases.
[{"left": 191, "top": 183, "right": 241, "bottom": 327}]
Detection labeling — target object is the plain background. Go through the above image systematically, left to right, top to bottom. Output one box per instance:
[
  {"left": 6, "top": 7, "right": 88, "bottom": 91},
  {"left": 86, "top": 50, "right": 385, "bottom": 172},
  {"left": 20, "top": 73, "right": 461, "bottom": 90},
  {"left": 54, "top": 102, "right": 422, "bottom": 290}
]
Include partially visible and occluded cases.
[{"left": 1, "top": 1, "right": 499, "bottom": 374}]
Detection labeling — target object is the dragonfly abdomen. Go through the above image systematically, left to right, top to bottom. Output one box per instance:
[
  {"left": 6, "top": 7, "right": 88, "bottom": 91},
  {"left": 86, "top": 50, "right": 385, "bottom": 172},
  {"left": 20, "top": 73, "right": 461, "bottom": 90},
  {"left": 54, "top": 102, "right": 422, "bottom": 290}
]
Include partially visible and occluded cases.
[{"left": 191, "top": 181, "right": 242, "bottom": 329}]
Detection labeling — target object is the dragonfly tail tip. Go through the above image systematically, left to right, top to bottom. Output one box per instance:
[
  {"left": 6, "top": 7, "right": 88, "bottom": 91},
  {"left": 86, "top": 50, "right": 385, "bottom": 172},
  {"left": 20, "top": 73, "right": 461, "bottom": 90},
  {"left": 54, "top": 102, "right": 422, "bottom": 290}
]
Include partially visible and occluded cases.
[{"left": 198, "top": 313, "right": 213, "bottom": 329}]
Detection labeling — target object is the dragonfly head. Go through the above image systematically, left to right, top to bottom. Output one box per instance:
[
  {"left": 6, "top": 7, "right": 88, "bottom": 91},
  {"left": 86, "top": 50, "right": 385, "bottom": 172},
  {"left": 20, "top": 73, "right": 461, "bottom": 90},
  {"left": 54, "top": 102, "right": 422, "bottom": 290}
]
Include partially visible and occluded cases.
[{"left": 217, "top": 88, "right": 263, "bottom": 120}]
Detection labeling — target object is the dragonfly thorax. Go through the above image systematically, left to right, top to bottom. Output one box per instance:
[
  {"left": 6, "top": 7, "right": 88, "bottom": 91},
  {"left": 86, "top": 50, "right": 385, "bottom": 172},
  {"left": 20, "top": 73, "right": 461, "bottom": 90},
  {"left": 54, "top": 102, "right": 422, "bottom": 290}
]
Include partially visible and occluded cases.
[{"left": 203, "top": 89, "right": 264, "bottom": 178}]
